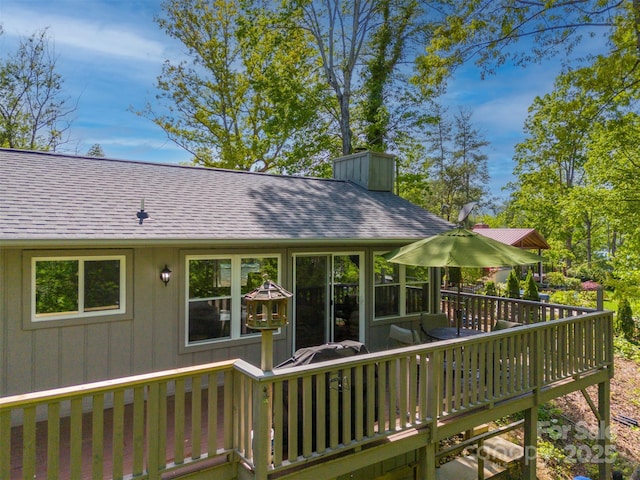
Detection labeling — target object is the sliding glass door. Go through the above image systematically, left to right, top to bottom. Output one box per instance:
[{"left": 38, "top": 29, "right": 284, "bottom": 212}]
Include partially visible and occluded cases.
[{"left": 294, "top": 253, "right": 362, "bottom": 350}]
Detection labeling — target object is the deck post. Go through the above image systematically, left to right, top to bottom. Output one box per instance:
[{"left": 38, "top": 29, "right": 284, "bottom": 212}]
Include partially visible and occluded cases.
[
  {"left": 598, "top": 380, "right": 611, "bottom": 480},
  {"left": 522, "top": 405, "right": 538, "bottom": 480},
  {"left": 417, "top": 442, "right": 437, "bottom": 479}
]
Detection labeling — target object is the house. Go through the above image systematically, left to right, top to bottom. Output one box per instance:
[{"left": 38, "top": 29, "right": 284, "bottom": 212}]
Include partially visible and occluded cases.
[
  {"left": 0, "top": 147, "right": 451, "bottom": 398},
  {"left": 0, "top": 148, "right": 614, "bottom": 480}
]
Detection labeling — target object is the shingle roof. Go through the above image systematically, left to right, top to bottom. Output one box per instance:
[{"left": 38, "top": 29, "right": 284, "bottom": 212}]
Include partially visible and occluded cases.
[
  {"left": 0, "top": 148, "right": 452, "bottom": 246},
  {"left": 472, "top": 227, "right": 550, "bottom": 250}
]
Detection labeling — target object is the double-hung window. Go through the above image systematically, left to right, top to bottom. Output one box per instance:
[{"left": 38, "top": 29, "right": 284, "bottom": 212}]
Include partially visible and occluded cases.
[
  {"left": 374, "top": 253, "right": 430, "bottom": 319},
  {"left": 31, "top": 254, "right": 127, "bottom": 322},
  {"left": 186, "top": 254, "right": 279, "bottom": 344}
]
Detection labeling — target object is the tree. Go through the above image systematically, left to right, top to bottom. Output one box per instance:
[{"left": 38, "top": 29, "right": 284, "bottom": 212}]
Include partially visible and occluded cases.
[
  {"left": 145, "top": 0, "right": 333, "bottom": 173},
  {"left": 292, "top": 0, "right": 377, "bottom": 156},
  {"left": 416, "top": 0, "right": 632, "bottom": 89},
  {"left": 0, "top": 29, "right": 75, "bottom": 151},
  {"left": 505, "top": 71, "right": 601, "bottom": 267},
  {"left": 421, "top": 107, "right": 489, "bottom": 222},
  {"left": 87, "top": 144, "right": 105, "bottom": 157},
  {"left": 506, "top": 268, "right": 520, "bottom": 299},
  {"left": 522, "top": 269, "right": 538, "bottom": 301},
  {"left": 615, "top": 297, "right": 635, "bottom": 341}
]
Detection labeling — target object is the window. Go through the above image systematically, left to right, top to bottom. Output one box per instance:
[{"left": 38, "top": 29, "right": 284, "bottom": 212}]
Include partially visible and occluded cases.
[
  {"left": 186, "top": 254, "right": 279, "bottom": 344},
  {"left": 374, "top": 254, "right": 430, "bottom": 319},
  {"left": 32, "top": 255, "right": 126, "bottom": 321},
  {"left": 374, "top": 255, "right": 399, "bottom": 318}
]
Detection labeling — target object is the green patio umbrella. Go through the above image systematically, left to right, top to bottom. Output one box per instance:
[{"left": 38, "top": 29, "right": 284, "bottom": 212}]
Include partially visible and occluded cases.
[{"left": 383, "top": 227, "right": 544, "bottom": 335}]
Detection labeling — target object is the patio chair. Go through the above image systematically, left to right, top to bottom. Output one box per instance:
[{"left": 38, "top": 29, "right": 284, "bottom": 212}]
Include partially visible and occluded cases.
[
  {"left": 419, "top": 312, "right": 449, "bottom": 341},
  {"left": 388, "top": 324, "right": 421, "bottom": 348}
]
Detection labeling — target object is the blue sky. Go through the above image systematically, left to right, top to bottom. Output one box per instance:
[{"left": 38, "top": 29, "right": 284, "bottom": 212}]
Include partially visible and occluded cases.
[{"left": 0, "top": 0, "right": 596, "bottom": 197}]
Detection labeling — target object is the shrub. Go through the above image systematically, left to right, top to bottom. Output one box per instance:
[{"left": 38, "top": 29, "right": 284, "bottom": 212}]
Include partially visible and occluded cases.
[
  {"left": 506, "top": 269, "right": 520, "bottom": 299},
  {"left": 522, "top": 269, "right": 539, "bottom": 301},
  {"left": 545, "top": 272, "right": 582, "bottom": 290},
  {"left": 581, "top": 280, "right": 600, "bottom": 291},
  {"left": 484, "top": 281, "right": 497, "bottom": 297},
  {"left": 550, "top": 290, "right": 579, "bottom": 306},
  {"left": 616, "top": 297, "right": 636, "bottom": 341}
]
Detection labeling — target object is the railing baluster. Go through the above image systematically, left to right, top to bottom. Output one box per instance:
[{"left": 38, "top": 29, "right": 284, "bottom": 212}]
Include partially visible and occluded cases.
[
  {"left": 366, "top": 363, "right": 376, "bottom": 436},
  {"left": 354, "top": 365, "right": 364, "bottom": 440},
  {"left": 342, "top": 367, "right": 352, "bottom": 443},
  {"left": 207, "top": 373, "right": 218, "bottom": 457},
  {"left": 316, "top": 374, "right": 327, "bottom": 452},
  {"left": 302, "top": 375, "right": 312, "bottom": 456},
  {"left": 192, "top": 376, "right": 202, "bottom": 459},
  {"left": 288, "top": 376, "right": 299, "bottom": 458},
  {"left": 174, "top": 378, "right": 185, "bottom": 464},
  {"left": 272, "top": 380, "right": 283, "bottom": 465},
  {"left": 132, "top": 386, "right": 145, "bottom": 476},
  {"left": 111, "top": 389, "right": 124, "bottom": 480},
  {"left": 92, "top": 393, "right": 105, "bottom": 479},
  {"left": 69, "top": 397, "right": 83, "bottom": 478},
  {"left": 46, "top": 402, "right": 60, "bottom": 480},
  {"left": 22, "top": 405, "right": 36, "bottom": 480},
  {"left": 0, "top": 408, "right": 10, "bottom": 479}
]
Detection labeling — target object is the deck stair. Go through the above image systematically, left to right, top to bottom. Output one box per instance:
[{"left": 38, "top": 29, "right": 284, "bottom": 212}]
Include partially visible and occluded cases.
[{"left": 435, "top": 435, "right": 524, "bottom": 480}]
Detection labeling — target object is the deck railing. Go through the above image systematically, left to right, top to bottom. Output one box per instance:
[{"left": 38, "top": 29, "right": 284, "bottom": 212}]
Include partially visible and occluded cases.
[
  {"left": 441, "top": 290, "right": 597, "bottom": 330},
  {"left": 1, "top": 310, "right": 613, "bottom": 480}
]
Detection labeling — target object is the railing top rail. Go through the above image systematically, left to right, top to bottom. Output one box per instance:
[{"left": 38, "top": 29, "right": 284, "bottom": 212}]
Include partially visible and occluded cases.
[{"left": 0, "top": 359, "right": 236, "bottom": 409}]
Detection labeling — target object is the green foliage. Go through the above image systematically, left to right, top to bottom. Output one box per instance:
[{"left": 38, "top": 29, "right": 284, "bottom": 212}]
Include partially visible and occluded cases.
[
  {"left": 147, "top": 0, "right": 334, "bottom": 173},
  {"left": 86, "top": 144, "right": 105, "bottom": 157},
  {"left": 505, "top": 268, "right": 520, "bottom": 299},
  {"left": 522, "top": 269, "right": 538, "bottom": 300},
  {"left": 484, "top": 280, "right": 497, "bottom": 297},
  {"left": 549, "top": 290, "right": 579, "bottom": 306},
  {"left": 615, "top": 297, "right": 636, "bottom": 341},
  {"left": 613, "top": 335, "right": 640, "bottom": 362}
]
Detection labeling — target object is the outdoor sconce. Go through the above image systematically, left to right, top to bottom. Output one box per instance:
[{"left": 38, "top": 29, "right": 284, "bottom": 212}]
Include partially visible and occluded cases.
[
  {"left": 160, "top": 265, "right": 172, "bottom": 286},
  {"left": 244, "top": 274, "right": 293, "bottom": 330}
]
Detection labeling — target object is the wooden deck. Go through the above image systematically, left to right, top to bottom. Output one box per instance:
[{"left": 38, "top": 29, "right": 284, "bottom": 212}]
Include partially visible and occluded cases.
[{"left": 1, "top": 306, "right": 614, "bottom": 480}]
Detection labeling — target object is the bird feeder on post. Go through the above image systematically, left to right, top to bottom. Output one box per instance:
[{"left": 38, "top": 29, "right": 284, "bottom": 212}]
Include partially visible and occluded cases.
[{"left": 244, "top": 274, "right": 292, "bottom": 372}]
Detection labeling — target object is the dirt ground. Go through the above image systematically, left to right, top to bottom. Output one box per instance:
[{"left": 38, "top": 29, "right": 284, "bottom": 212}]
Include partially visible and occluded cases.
[{"left": 538, "top": 355, "right": 640, "bottom": 479}]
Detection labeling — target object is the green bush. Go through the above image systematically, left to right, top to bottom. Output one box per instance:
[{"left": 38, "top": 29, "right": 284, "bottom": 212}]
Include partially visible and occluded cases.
[
  {"left": 506, "top": 269, "right": 520, "bottom": 299},
  {"left": 522, "top": 269, "right": 539, "bottom": 301},
  {"left": 545, "top": 271, "right": 582, "bottom": 290},
  {"left": 484, "top": 281, "right": 497, "bottom": 297},
  {"left": 550, "top": 290, "right": 579, "bottom": 306},
  {"left": 616, "top": 297, "right": 636, "bottom": 341}
]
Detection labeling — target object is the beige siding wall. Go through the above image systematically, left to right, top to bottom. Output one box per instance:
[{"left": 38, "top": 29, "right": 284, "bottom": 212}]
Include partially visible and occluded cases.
[{"left": 0, "top": 244, "right": 421, "bottom": 397}]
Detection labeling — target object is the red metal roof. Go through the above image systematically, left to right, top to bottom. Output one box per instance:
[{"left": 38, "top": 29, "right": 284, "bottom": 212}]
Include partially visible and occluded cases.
[{"left": 472, "top": 227, "right": 550, "bottom": 250}]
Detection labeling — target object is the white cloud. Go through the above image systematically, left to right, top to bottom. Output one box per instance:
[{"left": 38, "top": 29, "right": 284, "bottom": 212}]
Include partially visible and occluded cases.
[{"left": 1, "top": 6, "right": 167, "bottom": 62}]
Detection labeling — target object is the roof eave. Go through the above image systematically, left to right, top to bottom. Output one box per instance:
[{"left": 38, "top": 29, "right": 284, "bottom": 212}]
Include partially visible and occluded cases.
[{"left": 0, "top": 237, "right": 425, "bottom": 249}]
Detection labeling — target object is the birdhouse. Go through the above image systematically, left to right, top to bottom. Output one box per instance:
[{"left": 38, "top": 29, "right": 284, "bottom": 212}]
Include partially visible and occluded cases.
[{"left": 244, "top": 275, "right": 292, "bottom": 330}]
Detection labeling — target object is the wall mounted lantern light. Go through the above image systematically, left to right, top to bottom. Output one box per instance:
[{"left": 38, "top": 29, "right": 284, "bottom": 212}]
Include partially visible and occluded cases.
[{"left": 160, "top": 265, "right": 172, "bottom": 286}]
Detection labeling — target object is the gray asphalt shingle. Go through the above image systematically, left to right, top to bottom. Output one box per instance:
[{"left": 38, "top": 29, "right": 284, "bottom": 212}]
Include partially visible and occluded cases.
[{"left": 0, "top": 148, "right": 452, "bottom": 244}]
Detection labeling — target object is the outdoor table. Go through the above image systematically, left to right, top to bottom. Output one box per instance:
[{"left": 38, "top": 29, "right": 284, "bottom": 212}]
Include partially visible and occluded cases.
[{"left": 426, "top": 327, "right": 485, "bottom": 341}]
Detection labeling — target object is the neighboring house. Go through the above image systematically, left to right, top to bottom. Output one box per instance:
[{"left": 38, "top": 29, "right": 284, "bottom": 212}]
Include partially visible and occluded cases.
[{"left": 0, "top": 148, "right": 452, "bottom": 397}]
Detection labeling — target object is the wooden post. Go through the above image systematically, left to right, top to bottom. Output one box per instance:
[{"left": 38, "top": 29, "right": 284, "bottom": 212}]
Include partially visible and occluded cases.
[
  {"left": 261, "top": 330, "right": 274, "bottom": 372},
  {"left": 598, "top": 380, "right": 611, "bottom": 480},
  {"left": 523, "top": 405, "right": 538, "bottom": 480},
  {"left": 417, "top": 442, "right": 437, "bottom": 479}
]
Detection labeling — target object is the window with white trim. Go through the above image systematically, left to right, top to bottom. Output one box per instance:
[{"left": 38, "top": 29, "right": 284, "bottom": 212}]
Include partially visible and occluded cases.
[
  {"left": 186, "top": 254, "right": 279, "bottom": 344},
  {"left": 374, "top": 254, "right": 430, "bottom": 319},
  {"left": 32, "top": 255, "right": 126, "bottom": 321}
]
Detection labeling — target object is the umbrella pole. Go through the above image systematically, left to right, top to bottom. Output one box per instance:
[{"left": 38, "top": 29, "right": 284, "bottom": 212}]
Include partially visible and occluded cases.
[{"left": 457, "top": 282, "right": 461, "bottom": 336}]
